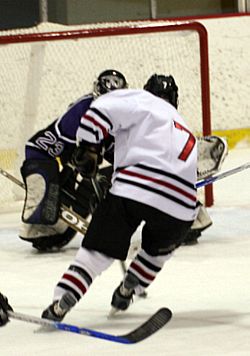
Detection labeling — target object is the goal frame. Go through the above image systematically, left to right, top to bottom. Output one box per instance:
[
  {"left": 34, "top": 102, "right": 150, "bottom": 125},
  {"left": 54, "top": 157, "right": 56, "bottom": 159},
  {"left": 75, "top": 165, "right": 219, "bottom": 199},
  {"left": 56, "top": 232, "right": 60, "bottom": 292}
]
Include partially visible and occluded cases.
[{"left": 0, "top": 21, "right": 213, "bottom": 206}]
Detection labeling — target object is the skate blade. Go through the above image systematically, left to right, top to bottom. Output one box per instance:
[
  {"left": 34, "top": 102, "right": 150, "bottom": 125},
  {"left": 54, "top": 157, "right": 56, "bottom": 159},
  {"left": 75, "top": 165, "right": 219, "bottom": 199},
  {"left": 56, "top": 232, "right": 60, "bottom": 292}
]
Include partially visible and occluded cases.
[
  {"left": 107, "top": 307, "right": 122, "bottom": 319},
  {"left": 34, "top": 325, "right": 55, "bottom": 333}
]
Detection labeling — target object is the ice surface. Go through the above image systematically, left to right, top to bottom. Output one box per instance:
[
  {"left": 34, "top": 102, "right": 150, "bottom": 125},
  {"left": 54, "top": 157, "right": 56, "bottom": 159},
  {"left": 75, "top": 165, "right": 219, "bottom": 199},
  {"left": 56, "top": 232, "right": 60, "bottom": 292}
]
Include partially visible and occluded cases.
[{"left": 0, "top": 148, "right": 250, "bottom": 356}]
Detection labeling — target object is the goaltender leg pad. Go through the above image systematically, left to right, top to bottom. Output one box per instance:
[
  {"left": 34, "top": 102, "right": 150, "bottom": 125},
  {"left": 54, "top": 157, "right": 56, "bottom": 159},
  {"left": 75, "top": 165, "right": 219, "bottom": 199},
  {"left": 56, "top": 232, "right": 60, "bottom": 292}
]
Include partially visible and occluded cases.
[
  {"left": 197, "top": 136, "right": 228, "bottom": 179},
  {"left": 21, "top": 159, "right": 60, "bottom": 225},
  {"left": 182, "top": 201, "right": 212, "bottom": 245},
  {"left": 190, "top": 202, "right": 212, "bottom": 232},
  {"left": 19, "top": 219, "right": 77, "bottom": 251},
  {"left": 26, "top": 227, "right": 76, "bottom": 251}
]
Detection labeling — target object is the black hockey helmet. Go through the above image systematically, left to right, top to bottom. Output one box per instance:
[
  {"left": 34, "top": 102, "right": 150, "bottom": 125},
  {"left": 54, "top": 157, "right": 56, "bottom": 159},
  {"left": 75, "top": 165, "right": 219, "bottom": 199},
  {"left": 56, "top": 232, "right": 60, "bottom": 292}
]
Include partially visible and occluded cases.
[
  {"left": 93, "top": 69, "right": 128, "bottom": 98},
  {"left": 144, "top": 74, "right": 179, "bottom": 109}
]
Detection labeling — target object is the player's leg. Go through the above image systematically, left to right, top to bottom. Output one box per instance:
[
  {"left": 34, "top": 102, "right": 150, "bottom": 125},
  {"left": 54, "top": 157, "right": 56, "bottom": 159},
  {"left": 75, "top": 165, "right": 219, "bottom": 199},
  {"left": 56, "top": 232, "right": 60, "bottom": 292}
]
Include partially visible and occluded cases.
[
  {"left": 41, "top": 193, "right": 141, "bottom": 321},
  {"left": 110, "top": 204, "right": 193, "bottom": 312},
  {"left": 42, "top": 247, "right": 114, "bottom": 321},
  {"left": 111, "top": 249, "right": 172, "bottom": 312}
]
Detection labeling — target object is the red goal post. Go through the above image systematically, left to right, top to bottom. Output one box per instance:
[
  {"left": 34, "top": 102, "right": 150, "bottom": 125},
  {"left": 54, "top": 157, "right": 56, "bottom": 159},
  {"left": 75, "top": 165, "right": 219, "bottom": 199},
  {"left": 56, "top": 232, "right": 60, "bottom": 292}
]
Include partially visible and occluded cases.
[{"left": 0, "top": 21, "right": 212, "bottom": 211}]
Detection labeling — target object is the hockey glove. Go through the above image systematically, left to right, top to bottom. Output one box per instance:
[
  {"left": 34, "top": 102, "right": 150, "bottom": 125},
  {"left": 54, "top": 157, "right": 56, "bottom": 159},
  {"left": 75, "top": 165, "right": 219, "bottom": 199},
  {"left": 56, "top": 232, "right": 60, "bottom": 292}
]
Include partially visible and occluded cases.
[
  {"left": 197, "top": 136, "right": 228, "bottom": 179},
  {"left": 71, "top": 145, "right": 99, "bottom": 178},
  {"left": 21, "top": 159, "right": 60, "bottom": 225},
  {"left": 89, "top": 173, "right": 112, "bottom": 212},
  {"left": 0, "top": 293, "right": 13, "bottom": 326}
]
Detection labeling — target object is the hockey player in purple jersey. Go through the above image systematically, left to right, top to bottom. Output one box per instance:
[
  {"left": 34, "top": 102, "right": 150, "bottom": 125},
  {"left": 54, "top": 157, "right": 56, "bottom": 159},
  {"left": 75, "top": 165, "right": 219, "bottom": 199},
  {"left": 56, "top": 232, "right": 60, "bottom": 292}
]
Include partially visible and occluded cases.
[
  {"left": 19, "top": 69, "right": 127, "bottom": 251},
  {"left": 41, "top": 74, "right": 201, "bottom": 321}
]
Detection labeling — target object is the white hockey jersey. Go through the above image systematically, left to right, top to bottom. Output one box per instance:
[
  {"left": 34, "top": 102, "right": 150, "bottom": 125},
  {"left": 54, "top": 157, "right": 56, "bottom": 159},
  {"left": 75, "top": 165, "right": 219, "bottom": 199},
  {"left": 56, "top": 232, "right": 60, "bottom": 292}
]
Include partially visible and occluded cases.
[{"left": 76, "top": 89, "right": 198, "bottom": 221}]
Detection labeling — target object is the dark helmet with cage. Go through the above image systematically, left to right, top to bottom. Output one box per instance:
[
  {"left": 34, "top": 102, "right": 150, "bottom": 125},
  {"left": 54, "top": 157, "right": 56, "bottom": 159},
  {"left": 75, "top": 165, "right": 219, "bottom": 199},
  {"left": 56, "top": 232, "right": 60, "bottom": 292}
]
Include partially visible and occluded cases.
[
  {"left": 93, "top": 69, "right": 128, "bottom": 98},
  {"left": 144, "top": 74, "right": 179, "bottom": 109}
]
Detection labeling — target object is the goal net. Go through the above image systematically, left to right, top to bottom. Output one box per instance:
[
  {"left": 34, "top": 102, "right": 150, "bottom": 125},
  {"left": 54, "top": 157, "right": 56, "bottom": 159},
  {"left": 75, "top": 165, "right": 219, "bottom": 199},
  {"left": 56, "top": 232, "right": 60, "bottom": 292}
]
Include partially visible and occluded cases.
[{"left": 0, "top": 20, "right": 212, "bottom": 212}]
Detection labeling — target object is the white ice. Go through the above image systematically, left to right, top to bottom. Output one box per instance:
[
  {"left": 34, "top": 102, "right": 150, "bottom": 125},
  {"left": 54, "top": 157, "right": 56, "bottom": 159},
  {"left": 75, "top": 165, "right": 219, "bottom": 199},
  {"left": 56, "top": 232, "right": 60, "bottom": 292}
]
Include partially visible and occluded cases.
[{"left": 1, "top": 147, "right": 250, "bottom": 356}]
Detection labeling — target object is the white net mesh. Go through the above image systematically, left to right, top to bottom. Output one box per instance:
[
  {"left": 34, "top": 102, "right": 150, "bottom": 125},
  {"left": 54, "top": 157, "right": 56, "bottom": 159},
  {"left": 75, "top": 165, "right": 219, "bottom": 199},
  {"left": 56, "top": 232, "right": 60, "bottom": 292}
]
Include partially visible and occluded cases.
[{"left": 0, "top": 20, "right": 207, "bottom": 211}]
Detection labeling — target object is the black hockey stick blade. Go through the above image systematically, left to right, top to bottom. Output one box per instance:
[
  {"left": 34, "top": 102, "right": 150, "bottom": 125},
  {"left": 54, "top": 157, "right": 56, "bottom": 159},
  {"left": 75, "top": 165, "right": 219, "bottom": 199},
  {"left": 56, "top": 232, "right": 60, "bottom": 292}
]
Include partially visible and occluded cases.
[
  {"left": 9, "top": 307, "right": 172, "bottom": 344},
  {"left": 121, "top": 307, "right": 172, "bottom": 343}
]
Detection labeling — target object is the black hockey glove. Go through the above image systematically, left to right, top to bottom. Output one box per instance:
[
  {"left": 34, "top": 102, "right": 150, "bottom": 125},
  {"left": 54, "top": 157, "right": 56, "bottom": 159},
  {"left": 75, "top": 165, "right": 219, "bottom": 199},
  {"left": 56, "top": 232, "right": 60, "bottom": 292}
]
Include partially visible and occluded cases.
[
  {"left": 71, "top": 145, "right": 100, "bottom": 178},
  {"left": 89, "top": 174, "right": 111, "bottom": 212},
  {"left": 0, "top": 293, "right": 13, "bottom": 326}
]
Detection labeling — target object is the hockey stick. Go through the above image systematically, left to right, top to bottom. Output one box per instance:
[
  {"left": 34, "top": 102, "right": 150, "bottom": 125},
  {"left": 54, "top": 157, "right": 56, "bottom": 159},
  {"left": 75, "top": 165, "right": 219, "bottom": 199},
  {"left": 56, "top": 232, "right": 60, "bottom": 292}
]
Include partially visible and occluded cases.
[
  {"left": 2, "top": 161, "right": 249, "bottom": 227},
  {"left": 196, "top": 161, "right": 250, "bottom": 188},
  {"left": 0, "top": 167, "right": 89, "bottom": 235},
  {"left": 0, "top": 168, "right": 135, "bottom": 282},
  {"left": 0, "top": 168, "right": 142, "bottom": 284},
  {"left": 8, "top": 308, "right": 172, "bottom": 344}
]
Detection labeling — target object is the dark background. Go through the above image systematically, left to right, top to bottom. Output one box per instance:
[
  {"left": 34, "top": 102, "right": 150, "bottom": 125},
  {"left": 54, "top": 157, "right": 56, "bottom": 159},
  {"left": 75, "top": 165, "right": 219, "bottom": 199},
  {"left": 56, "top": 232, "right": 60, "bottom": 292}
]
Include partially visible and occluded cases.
[{"left": 0, "top": 0, "right": 239, "bottom": 30}]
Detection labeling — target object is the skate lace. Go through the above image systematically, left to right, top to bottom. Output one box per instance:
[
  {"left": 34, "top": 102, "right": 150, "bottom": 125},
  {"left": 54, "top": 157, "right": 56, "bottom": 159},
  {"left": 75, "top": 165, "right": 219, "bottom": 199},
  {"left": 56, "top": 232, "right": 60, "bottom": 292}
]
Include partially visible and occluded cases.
[
  {"left": 120, "top": 284, "right": 134, "bottom": 297},
  {"left": 53, "top": 302, "right": 66, "bottom": 317}
]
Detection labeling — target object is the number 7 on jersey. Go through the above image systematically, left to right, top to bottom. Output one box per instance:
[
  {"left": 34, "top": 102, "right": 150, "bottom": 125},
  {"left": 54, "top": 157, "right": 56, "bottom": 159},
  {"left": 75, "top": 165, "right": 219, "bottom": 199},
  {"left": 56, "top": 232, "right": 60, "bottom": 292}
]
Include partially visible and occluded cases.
[{"left": 174, "top": 121, "right": 196, "bottom": 161}]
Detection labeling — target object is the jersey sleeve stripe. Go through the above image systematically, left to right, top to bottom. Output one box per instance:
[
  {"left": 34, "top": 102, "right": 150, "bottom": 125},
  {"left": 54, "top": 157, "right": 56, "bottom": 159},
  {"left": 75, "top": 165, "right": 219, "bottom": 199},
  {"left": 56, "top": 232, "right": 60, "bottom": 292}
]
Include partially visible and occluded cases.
[
  {"left": 89, "top": 107, "right": 113, "bottom": 130},
  {"left": 83, "top": 114, "right": 109, "bottom": 139},
  {"left": 79, "top": 122, "right": 100, "bottom": 141}
]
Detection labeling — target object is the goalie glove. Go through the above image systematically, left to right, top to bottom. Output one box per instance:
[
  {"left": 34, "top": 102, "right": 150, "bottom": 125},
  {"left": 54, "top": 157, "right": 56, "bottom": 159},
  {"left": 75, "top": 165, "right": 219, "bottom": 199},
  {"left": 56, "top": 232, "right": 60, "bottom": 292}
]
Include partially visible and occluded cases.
[
  {"left": 197, "top": 136, "right": 228, "bottom": 180},
  {"left": 0, "top": 293, "right": 13, "bottom": 326}
]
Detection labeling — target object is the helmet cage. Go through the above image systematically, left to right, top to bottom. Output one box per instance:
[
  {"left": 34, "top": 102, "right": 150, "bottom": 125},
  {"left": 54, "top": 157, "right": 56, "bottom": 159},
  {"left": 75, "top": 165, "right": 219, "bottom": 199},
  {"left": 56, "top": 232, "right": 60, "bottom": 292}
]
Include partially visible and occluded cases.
[{"left": 93, "top": 70, "right": 128, "bottom": 98}]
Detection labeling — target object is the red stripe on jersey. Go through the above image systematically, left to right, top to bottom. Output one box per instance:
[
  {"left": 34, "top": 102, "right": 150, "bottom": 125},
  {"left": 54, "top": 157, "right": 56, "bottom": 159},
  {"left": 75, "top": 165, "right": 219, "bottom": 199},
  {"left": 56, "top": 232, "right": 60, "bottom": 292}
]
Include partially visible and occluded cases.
[
  {"left": 83, "top": 114, "right": 109, "bottom": 138},
  {"left": 120, "top": 169, "right": 196, "bottom": 202},
  {"left": 130, "top": 262, "right": 155, "bottom": 281},
  {"left": 62, "top": 273, "right": 87, "bottom": 294}
]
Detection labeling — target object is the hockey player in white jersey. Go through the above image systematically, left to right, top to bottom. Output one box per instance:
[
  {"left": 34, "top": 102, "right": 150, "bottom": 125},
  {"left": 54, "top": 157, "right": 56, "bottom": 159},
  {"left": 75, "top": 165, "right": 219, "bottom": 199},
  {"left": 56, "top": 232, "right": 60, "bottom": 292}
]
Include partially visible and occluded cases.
[
  {"left": 19, "top": 68, "right": 225, "bottom": 252},
  {"left": 41, "top": 74, "right": 200, "bottom": 321}
]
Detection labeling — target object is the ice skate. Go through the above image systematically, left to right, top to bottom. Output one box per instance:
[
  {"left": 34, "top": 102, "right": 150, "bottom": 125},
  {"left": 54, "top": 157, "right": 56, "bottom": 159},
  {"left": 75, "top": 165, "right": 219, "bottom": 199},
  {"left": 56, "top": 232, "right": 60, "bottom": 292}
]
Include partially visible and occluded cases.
[
  {"left": 109, "top": 273, "right": 140, "bottom": 317},
  {"left": 41, "top": 292, "right": 77, "bottom": 322}
]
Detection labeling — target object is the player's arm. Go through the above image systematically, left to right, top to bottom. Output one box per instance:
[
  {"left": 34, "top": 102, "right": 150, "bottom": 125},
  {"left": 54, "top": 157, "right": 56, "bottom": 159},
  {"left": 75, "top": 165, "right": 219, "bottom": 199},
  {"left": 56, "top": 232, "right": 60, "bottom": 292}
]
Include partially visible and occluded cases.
[
  {"left": 74, "top": 103, "right": 112, "bottom": 177},
  {"left": 25, "top": 119, "right": 73, "bottom": 162},
  {"left": 103, "top": 134, "right": 115, "bottom": 165}
]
